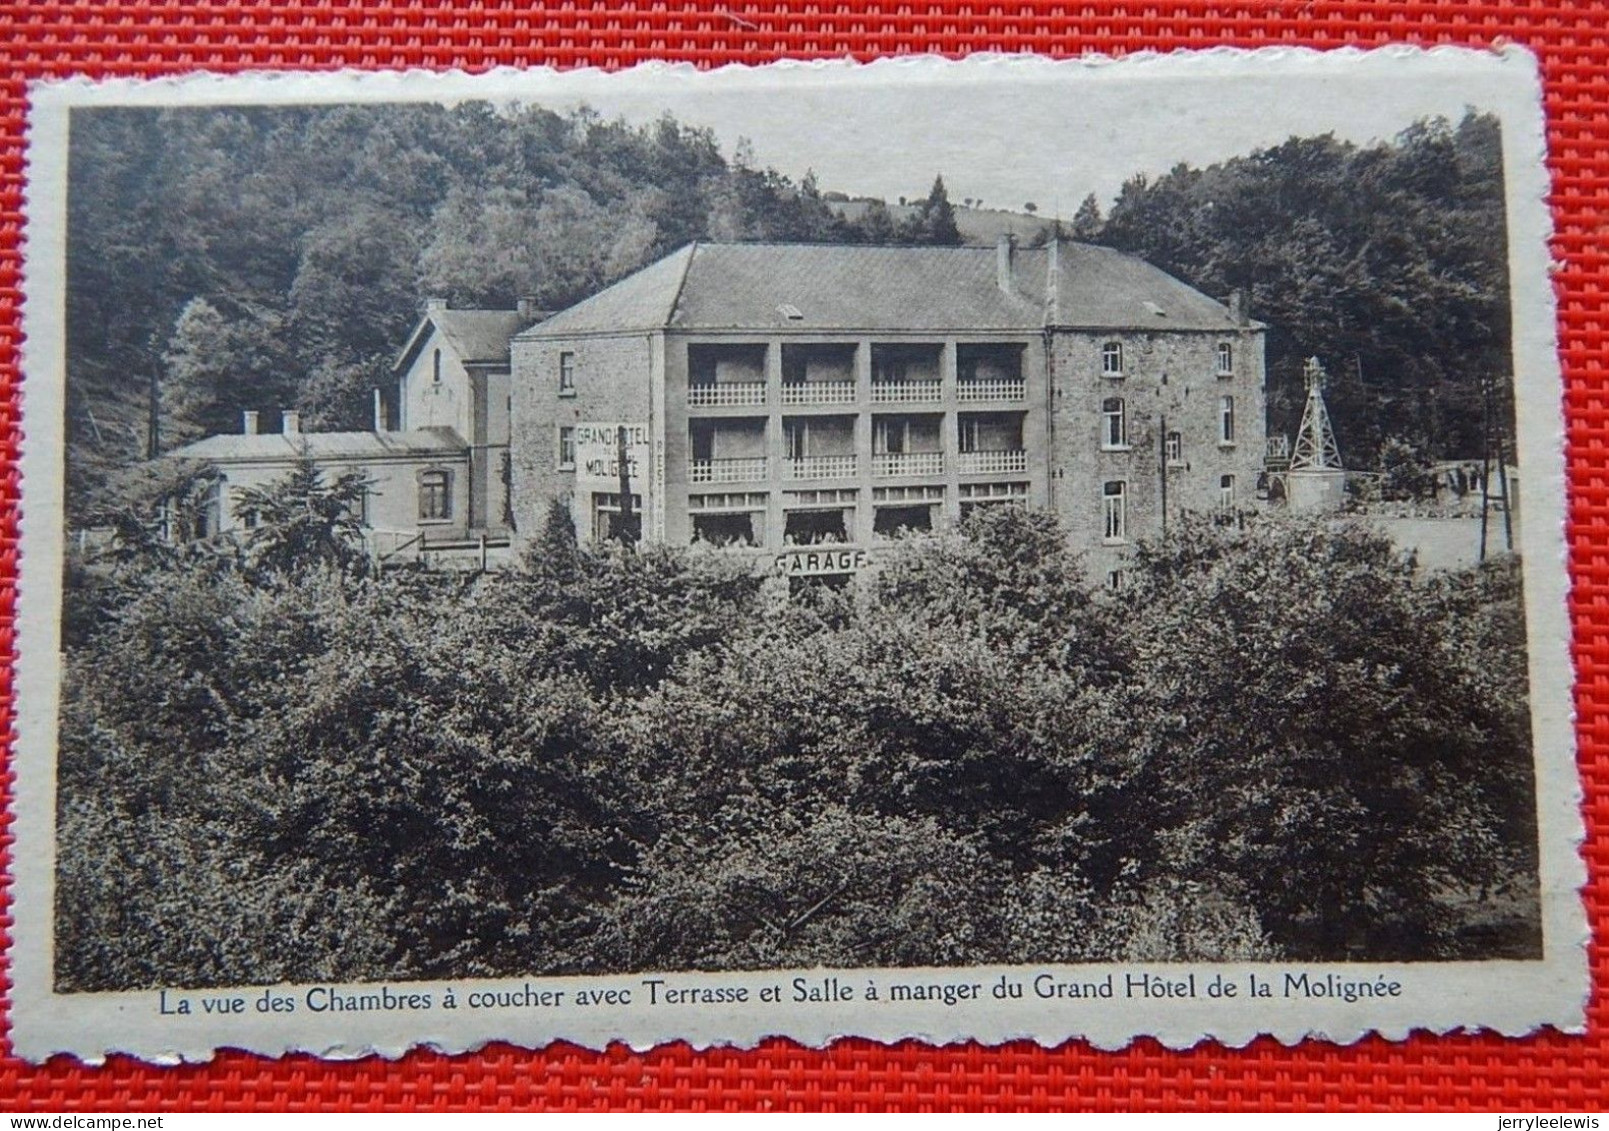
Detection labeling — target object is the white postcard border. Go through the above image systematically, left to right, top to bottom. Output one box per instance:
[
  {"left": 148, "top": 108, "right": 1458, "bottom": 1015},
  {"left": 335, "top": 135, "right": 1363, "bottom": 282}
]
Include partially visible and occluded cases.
[{"left": 10, "top": 47, "right": 1588, "bottom": 1063}]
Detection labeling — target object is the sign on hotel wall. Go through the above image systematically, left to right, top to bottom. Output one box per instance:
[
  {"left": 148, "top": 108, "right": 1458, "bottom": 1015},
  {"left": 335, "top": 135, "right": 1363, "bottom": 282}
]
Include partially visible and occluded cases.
[
  {"left": 575, "top": 422, "right": 651, "bottom": 491},
  {"left": 775, "top": 547, "right": 872, "bottom": 576}
]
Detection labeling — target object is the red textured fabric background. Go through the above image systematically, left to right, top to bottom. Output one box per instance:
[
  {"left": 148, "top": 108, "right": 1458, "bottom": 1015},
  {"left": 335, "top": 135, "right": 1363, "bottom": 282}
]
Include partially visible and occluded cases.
[{"left": 0, "top": 0, "right": 1603, "bottom": 1113}]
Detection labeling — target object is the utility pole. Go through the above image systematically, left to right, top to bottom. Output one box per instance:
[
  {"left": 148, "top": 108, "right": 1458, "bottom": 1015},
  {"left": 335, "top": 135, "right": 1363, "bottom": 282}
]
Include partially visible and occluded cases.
[
  {"left": 146, "top": 370, "right": 161, "bottom": 459},
  {"left": 1479, "top": 371, "right": 1492, "bottom": 564},
  {"left": 1158, "top": 412, "right": 1168, "bottom": 537},
  {"left": 616, "top": 424, "right": 637, "bottom": 548}
]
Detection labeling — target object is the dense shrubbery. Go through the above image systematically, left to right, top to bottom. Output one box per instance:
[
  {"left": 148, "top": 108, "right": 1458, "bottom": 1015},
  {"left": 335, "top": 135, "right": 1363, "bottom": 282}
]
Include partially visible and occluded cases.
[{"left": 55, "top": 505, "right": 1540, "bottom": 990}]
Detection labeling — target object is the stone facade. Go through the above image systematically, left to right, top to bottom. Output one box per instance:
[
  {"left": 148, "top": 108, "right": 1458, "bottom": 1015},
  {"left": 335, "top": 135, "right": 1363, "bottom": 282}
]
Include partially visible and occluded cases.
[{"left": 1047, "top": 326, "right": 1267, "bottom": 580}]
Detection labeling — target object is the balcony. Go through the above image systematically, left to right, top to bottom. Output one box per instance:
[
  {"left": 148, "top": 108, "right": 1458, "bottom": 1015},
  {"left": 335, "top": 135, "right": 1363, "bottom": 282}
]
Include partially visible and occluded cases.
[
  {"left": 957, "top": 378, "right": 1026, "bottom": 403},
  {"left": 871, "top": 379, "right": 943, "bottom": 404},
  {"left": 782, "top": 380, "right": 857, "bottom": 406},
  {"left": 687, "top": 382, "right": 766, "bottom": 408},
  {"left": 957, "top": 449, "right": 1027, "bottom": 475},
  {"left": 872, "top": 451, "right": 944, "bottom": 477},
  {"left": 786, "top": 455, "right": 859, "bottom": 480},
  {"left": 690, "top": 457, "right": 768, "bottom": 484}
]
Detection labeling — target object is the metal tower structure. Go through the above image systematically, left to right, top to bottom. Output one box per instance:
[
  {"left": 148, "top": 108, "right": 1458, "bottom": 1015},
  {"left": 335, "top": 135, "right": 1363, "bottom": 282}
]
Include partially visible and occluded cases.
[{"left": 1289, "top": 356, "right": 1343, "bottom": 471}]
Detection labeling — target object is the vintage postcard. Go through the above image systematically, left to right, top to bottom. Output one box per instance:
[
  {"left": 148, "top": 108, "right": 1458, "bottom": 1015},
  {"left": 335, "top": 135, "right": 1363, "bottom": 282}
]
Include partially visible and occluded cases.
[{"left": 12, "top": 47, "right": 1586, "bottom": 1062}]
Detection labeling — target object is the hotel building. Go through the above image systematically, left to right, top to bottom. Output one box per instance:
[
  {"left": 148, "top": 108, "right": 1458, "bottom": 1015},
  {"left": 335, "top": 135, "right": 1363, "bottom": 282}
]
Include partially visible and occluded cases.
[{"left": 509, "top": 237, "right": 1268, "bottom": 580}]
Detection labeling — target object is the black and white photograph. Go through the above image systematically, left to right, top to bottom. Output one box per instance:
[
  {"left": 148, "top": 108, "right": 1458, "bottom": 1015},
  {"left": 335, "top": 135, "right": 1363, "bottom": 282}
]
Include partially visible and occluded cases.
[{"left": 12, "top": 50, "right": 1586, "bottom": 1059}]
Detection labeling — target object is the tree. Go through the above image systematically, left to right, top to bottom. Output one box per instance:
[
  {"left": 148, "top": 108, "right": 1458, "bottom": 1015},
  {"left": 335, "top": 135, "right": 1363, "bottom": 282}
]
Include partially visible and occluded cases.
[
  {"left": 899, "top": 175, "right": 963, "bottom": 245},
  {"left": 1070, "top": 192, "right": 1104, "bottom": 240},
  {"left": 161, "top": 297, "right": 295, "bottom": 447},
  {"left": 230, "top": 457, "right": 372, "bottom": 577}
]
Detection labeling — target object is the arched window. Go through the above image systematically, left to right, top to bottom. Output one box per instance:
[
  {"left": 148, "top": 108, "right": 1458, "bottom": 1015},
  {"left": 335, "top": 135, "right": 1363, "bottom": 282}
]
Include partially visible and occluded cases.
[
  {"left": 1101, "top": 341, "right": 1124, "bottom": 376},
  {"left": 1216, "top": 342, "right": 1233, "bottom": 376},
  {"left": 1219, "top": 395, "right": 1236, "bottom": 445},
  {"left": 1101, "top": 397, "right": 1127, "bottom": 450},
  {"left": 419, "top": 468, "right": 452, "bottom": 521},
  {"left": 1220, "top": 473, "right": 1236, "bottom": 510}
]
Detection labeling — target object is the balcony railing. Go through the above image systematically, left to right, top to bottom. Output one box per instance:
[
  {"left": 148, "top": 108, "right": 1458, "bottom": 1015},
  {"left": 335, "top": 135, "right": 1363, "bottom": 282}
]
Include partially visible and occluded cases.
[
  {"left": 957, "top": 378, "right": 1026, "bottom": 402},
  {"left": 871, "top": 379, "right": 943, "bottom": 404},
  {"left": 781, "top": 380, "right": 856, "bottom": 406},
  {"left": 687, "top": 382, "right": 766, "bottom": 408},
  {"left": 1266, "top": 435, "right": 1291, "bottom": 461},
  {"left": 957, "top": 449, "right": 1028, "bottom": 475},
  {"left": 872, "top": 451, "right": 944, "bottom": 477},
  {"left": 785, "top": 454, "right": 859, "bottom": 480},
  {"left": 689, "top": 457, "right": 768, "bottom": 484}
]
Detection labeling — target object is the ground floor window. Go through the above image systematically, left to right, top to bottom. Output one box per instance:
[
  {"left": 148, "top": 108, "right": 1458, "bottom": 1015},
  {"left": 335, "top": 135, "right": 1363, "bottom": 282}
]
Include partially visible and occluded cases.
[
  {"left": 419, "top": 468, "right": 452, "bottom": 521},
  {"left": 592, "top": 492, "right": 642, "bottom": 542},
  {"left": 874, "top": 504, "right": 934, "bottom": 537},
  {"left": 784, "top": 508, "right": 850, "bottom": 545},
  {"left": 692, "top": 511, "right": 760, "bottom": 547}
]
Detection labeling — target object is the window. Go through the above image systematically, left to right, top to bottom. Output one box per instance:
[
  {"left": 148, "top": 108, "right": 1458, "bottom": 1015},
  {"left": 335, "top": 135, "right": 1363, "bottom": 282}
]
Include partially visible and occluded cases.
[
  {"left": 1101, "top": 341, "right": 1124, "bottom": 376},
  {"left": 1217, "top": 341, "right": 1234, "bottom": 376},
  {"left": 432, "top": 348, "right": 443, "bottom": 385},
  {"left": 558, "top": 351, "right": 577, "bottom": 396},
  {"left": 1219, "top": 395, "right": 1236, "bottom": 445},
  {"left": 1101, "top": 397, "right": 1128, "bottom": 450},
  {"left": 958, "top": 416, "right": 981, "bottom": 454},
  {"left": 874, "top": 418, "right": 910, "bottom": 455},
  {"left": 785, "top": 419, "right": 810, "bottom": 460},
  {"left": 557, "top": 426, "right": 576, "bottom": 470},
  {"left": 1165, "top": 430, "right": 1183, "bottom": 466},
  {"left": 419, "top": 469, "right": 452, "bottom": 521},
  {"left": 1220, "top": 473, "right": 1236, "bottom": 511},
  {"left": 1102, "top": 480, "right": 1126, "bottom": 543},
  {"left": 592, "top": 492, "right": 642, "bottom": 543},
  {"left": 874, "top": 504, "right": 934, "bottom": 537},
  {"left": 784, "top": 509, "right": 849, "bottom": 545},
  {"left": 692, "top": 512, "right": 759, "bottom": 547},
  {"left": 1106, "top": 569, "right": 1125, "bottom": 592}
]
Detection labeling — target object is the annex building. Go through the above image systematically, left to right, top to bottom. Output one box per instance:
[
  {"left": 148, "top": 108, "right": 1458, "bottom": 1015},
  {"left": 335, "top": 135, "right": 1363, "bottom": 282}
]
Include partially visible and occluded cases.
[
  {"left": 510, "top": 237, "right": 1268, "bottom": 582},
  {"left": 171, "top": 299, "right": 540, "bottom": 559}
]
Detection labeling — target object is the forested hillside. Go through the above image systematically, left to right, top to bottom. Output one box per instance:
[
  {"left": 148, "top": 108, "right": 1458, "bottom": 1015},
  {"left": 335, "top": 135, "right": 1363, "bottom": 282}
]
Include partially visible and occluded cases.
[
  {"left": 64, "top": 103, "right": 963, "bottom": 521},
  {"left": 65, "top": 104, "right": 1510, "bottom": 521},
  {"left": 1081, "top": 112, "right": 1511, "bottom": 464}
]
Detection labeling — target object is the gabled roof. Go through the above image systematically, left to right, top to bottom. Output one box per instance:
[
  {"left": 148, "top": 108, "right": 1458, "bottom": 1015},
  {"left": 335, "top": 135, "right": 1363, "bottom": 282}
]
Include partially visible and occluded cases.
[
  {"left": 519, "top": 240, "right": 1254, "bottom": 338},
  {"left": 1047, "top": 242, "right": 1248, "bottom": 331},
  {"left": 515, "top": 245, "right": 697, "bottom": 336},
  {"left": 393, "top": 308, "right": 533, "bottom": 372},
  {"left": 168, "top": 427, "right": 468, "bottom": 464}
]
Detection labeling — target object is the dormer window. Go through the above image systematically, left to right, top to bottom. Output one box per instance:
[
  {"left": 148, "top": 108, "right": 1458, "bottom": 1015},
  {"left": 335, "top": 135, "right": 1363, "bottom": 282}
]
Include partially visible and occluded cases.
[
  {"left": 1101, "top": 342, "right": 1124, "bottom": 377},
  {"left": 1217, "top": 342, "right": 1233, "bottom": 376}
]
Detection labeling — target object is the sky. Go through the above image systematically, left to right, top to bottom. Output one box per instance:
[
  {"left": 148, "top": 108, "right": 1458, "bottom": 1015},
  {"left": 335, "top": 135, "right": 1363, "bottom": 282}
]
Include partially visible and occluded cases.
[{"left": 518, "top": 51, "right": 1506, "bottom": 214}]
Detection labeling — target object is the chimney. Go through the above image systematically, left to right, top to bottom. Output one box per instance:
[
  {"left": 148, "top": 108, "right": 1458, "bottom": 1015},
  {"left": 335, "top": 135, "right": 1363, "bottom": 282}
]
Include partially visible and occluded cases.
[
  {"left": 997, "top": 233, "right": 1018, "bottom": 294},
  {"left": 1228, "top": 288, "right": 1250, "bottom": 326},
  {"left": 517, "top": 294, "right": 539, "bottom": 321},
  {"left": 425, "top": 297, "right": 449, "bottom": 313},
  {"left": 373, "top": 388, "right": 386, "bottom": 433},
  {"left": 241, "top": 410, "right": 259, "bottom": 435},
  {"left": 282, "top": 410, "right": 300, "bottom": 435}
]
